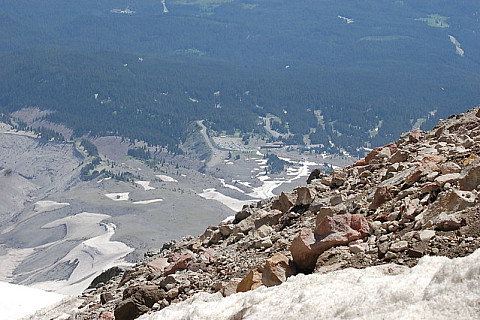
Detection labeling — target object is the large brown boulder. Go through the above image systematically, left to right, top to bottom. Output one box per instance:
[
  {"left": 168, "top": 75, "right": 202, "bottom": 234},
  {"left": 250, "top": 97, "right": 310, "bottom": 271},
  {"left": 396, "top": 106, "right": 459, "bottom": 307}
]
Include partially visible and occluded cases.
[
  {"left": 459, "top": 163, "right": 480, "bottom": 191},
  {"left": 271, "top": 192, "right": 297, "bottom": 213},
  {"left": 291, "top": 214, "right": 370, "bottom": 273},
  {"left": 290, "top": 229, "right": 318, "bottom": 273},
  {"left": 261, "top": 253, "right": 295, "bottom": 287},
  {"left": 115, "top": 285, "right": 166, "bottom": 320}
]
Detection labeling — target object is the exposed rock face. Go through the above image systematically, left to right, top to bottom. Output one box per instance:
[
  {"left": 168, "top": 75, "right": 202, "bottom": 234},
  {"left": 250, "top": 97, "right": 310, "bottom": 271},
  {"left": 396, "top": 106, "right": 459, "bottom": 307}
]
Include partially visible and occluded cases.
[{"left": 74, "top": 106, "right": 480, "bottom": 320}]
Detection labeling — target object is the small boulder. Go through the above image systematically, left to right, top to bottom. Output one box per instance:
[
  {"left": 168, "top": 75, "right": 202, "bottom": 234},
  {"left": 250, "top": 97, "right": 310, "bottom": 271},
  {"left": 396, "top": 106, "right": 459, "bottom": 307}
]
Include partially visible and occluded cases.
[
  {"left": 459, "top": 164, "right": 480, "bottom": 191},
  {"left": 295, "top": 186, "right": 316, "bottom": 206},
  {"left": 369, "top": 186, "right": 393, "bottom": 210},
  {"left": 271, "top": 192, "right": 297, "bottom": 213},
  {"left": 253, "top": 209, "right": 283, "bottom": 228},
  {"left": 433, "top": 212, "right": 464, "bottom": 231},
  {"left": 290, "top": 229, "right": 318, "bottom": 273},
  {"left": 164, "top": 252, "right": 193, "bottom": 275},
  {"left": 262, "top": 253, "right": 295, "bottom": 287},
  {"left": 236, "top": 269, "right": 263, "bottom": 293},
  {"left": 115, "top": 285, "right": 166, "bottom": 320}
]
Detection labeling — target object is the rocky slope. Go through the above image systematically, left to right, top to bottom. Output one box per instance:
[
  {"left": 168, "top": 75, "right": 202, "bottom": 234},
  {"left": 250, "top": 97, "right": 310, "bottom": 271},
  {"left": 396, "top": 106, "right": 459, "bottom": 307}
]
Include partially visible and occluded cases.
[{"left": 70, "top": 106, "right": 480, "bottom": 320}]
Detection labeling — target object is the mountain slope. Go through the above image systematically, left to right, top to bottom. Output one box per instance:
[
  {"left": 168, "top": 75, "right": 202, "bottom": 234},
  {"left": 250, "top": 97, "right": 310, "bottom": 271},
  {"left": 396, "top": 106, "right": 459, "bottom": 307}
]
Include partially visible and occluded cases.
[{"left": 69, "top": 105, "right": 480, "bottom": 319}]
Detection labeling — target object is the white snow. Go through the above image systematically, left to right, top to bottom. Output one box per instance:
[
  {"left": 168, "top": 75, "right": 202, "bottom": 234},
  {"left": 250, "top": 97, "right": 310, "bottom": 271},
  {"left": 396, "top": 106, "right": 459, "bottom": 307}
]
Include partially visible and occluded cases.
[
  {"left": 156, "top": 174, "right": 178, "bottom": 182},
  {"left": 219, "top": 178, "right": 245, "bottom": 193},
  {"left": 135, "top": 180, "right": 156, "bottom": 191},
  {"left": 199, "top": 188, "right": 255, "bottom": 212},
  {"left": 105, "top": 192, "right": 129, "bottom": 201},
  {"left": 133, "top": 199, "right": 164, "bottom": 205},
  {"left": 34, "top": 200, "right": 70, "bottom": 213},
  {"left": 33, "top": 212, "right": 134, "bottom": 295},
  {"left": 140, "top": 249, "right": 480, "bottom": 320},
  {"left": 0, "top": 282, "right": 65, "bottom": 320}
]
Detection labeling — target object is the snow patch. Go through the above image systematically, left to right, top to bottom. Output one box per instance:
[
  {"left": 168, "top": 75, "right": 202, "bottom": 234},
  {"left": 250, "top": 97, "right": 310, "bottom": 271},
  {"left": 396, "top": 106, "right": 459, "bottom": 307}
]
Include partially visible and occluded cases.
[
  {"left": 156, "top": 174, "right": 178, "bottom": 182},
  {"left": 135, "top": 180, "right": 155, "bottom": 191},
  {"left": 199, "top": 188, "right": 254, "bottom": 212},
  {"left": 105, "top": 192, "right": 129, "bottom": 201},
  {"left": 133, "top": 199, "right": 163, "bottom": 205},
  {"left": 34, "top": 200, "right": 70, "bottom": 213},
  {"left": 140, "top": 249, "right": 480, "bottom": 320},
  {"left": 0, "top": 282, "right": 65, "bottom": 320}
]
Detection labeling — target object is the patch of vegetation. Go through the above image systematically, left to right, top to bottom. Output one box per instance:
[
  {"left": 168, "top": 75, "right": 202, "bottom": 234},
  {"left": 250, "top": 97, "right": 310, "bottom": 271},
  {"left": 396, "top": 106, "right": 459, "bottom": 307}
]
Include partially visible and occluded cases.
[
  {"left": 80, "top": 139, "right": 99, "bottom": 157},
  {"left": 128, "top": 147, "right": 151, "bottom": 160},
  {"left": 265, "top": 154, "right": 289, "bottom": 174}
]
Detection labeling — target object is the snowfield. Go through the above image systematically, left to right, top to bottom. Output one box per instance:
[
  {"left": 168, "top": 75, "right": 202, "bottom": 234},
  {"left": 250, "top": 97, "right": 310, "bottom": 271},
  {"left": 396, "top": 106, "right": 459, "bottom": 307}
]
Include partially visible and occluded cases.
[
  {"left": 139, "top": 248, "right": 480, "bottom": 320},
  {"left": 0, "top": 282, "right": 65, "bottom": 320}
]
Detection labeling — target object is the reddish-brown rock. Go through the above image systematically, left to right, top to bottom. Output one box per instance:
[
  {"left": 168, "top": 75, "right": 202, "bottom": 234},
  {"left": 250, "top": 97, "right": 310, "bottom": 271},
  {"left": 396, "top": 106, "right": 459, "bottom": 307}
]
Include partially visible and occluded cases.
[
  {"left": 365, "top": 143, "right": 398, "bottom": 164},
  {"left": 295, "top": 186, "right": 316, "bottom": 206},
  {"left": 369, "top": 186, "right": 393, "bottom": 210},
  {"left": 271, "top": 192, "right": 297, "bottom": 213},
  {"left": 290, "top": 229, "right": 318, "bottom": 273},
  {"left": 163, "top": 253, "right": 193, "bottom": 275},
  {"left": 261, "top": 253, "right": 295, "bottom": 287},
  {"left": 236, "top": 269, "right": 263, "bottom": 293}
]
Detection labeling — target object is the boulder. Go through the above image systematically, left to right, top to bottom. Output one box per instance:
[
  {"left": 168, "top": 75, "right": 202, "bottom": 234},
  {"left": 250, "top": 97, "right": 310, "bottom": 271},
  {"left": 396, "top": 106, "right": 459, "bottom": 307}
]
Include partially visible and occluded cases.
[
  {"left": 459, "top": 164, "right": 480, "bottom": 191},
  {"left": 331, "top": 170, "right": 348, "bottom": 188},
  {"left": 295, "top": 186, "right": 316, "bottom": 206},
  {"left": 369, "top": 186, "right": 393, "bottom": 210},
  {"left": 271, "top": 192, "right": 297, "bottom": 213},
  {"left": 253, "top": 209, "right": 283, "bottom": 228},
  {"left": 433, "top": 212, "right": 464, "bottom": 231},
  {"left": 290, "top": 229, "right": 318, "bottom": 273},
  {"left": 164, "top": 253, "right": 193, "bottom": 275},
  {"left": 261, "top": 253, "right": 295, "bottom": 287},
  {"left": 146, "top": 258, "right": 169, "bottom": 273},
  {"left": 236, "top": 269, "right": 263, "bottom": 293},
  {"left": 221, "top": 278, "right": 243, "bottom": 297},
  {"left": 115, "top": 285, "right": 166, "bottom": 320}
]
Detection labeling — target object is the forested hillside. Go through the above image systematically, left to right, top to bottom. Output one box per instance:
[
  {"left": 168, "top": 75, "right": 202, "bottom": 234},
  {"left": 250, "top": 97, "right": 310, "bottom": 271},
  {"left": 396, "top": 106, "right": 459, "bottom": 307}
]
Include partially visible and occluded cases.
[{"left": 0, "top": 0, "right": 479, "bottom": 154}]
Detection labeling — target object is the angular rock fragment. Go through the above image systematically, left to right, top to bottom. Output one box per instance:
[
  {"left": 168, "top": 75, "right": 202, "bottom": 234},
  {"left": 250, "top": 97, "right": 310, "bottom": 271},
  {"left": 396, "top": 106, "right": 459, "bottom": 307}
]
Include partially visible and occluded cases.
[
  {"left": 271, "top": 192, "right": 297, "bottom": 213},
  {"left": 261, "top": 253, "right": 295, "bottom": 287},
  {"left": 236, "top": 269, "right": 263, "bottom": 293}
]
